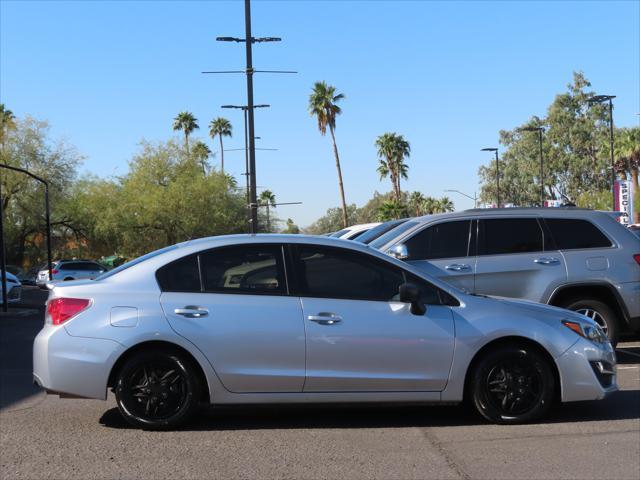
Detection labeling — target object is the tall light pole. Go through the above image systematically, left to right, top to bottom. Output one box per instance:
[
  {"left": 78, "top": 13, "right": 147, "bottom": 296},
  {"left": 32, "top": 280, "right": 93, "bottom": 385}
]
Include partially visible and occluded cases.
[
  {"left": 587, "top": 95, "right": 616, "bottom": 211},
  {"left": 221, "top": 104, "right": 269, "bottom": 230},
  {"left": 519, "top": 126, "right": 545, "bottom": 206},
  {"left": 481, "top": 148, "right": 500, "bottom": 207},
  {"left": 444, "top": 189, "right": 477, "bottom": 208}
]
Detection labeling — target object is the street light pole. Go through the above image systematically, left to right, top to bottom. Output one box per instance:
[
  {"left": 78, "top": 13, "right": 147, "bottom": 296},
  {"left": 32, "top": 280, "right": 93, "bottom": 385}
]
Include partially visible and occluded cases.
[
  {"left": 243, "top": 0, "right": 258, "bottom": 233},
  {"left": 588, "top": 95, "right": 617, "bottom": 211},
  {"left": 481, "top": 148, "right": 500, "bottom": 207},
  {"left": 0, "top": 179, "right": 7, "bottom": 312},
  {"left": 444, "top": 189, "right": 478, "bottom": 208}
]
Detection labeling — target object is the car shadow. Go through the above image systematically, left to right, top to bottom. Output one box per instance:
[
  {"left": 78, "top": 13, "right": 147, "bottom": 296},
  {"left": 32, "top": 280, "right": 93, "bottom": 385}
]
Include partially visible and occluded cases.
[
  {"left": 616, "top": 346, "right": 640, "bottom": 365},
  {"left": 99, "top": 388, "right": 640, "bottom": 431}
]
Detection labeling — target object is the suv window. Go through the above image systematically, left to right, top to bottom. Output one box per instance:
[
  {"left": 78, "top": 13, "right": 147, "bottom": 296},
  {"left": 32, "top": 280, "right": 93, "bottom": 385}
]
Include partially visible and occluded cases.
[
  {"left": 478, "top": 218, "right": 544, "bottom": 255},
  {"left": 544, "top": 218, "right": 612, "bottom": 250},
  {"left": 404, "top": 221, "right": 471, "bottom": 260},
  {"left": 199, "top": 245, "right": 286, "bottom": 294},
  {"left": 294, "top": 246, "right": 405, "bottom": 301},
  {"left": 156, "top": 255, "right": 201, "bottom": 292}
]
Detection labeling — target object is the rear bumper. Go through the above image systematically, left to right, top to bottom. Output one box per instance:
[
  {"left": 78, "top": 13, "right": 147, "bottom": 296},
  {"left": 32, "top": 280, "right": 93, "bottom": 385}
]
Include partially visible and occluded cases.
[
  {"left": 33, "top": 324, "right": 124, "bottom": 400},
  {"left": 557, "top": 337, "right": 618, "bottom": 402}
]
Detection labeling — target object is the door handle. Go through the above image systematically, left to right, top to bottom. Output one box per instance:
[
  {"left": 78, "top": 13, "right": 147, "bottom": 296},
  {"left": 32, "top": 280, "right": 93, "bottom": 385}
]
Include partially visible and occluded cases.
[
  {"left": 534, "top": 257, "right": 560, "bottom": 265},
  {"left": 445, "top": 263, "right": 471, "bottom": 272},
  {"left": 174, "top": 306, "right": 209, "bottom": 318},
  {"left": 308, "top": 312, "right": 342, "bottom": 325}
]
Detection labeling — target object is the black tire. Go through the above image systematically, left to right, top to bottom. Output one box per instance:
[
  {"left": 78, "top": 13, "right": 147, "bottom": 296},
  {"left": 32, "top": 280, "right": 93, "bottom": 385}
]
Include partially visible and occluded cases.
[
  {"left": 561, "top": 297, "right": 619, "bottom": 347},
  {"left": 470, "top": 345, "right": 556, "bottom": 424},
  {"left": 114, "top": 349, "right": 201, "bottom": 430}
]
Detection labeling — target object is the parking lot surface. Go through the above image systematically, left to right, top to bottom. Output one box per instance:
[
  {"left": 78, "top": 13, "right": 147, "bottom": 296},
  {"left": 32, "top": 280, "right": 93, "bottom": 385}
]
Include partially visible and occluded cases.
[{"left": 1, "top": 288, "right": 639, "bottom": 479}]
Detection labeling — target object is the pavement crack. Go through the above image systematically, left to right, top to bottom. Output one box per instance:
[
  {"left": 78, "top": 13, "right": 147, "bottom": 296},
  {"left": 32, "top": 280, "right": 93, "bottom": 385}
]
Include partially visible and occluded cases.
[{"left": 422, "top": 427, "right": 470, "bottom": 480}]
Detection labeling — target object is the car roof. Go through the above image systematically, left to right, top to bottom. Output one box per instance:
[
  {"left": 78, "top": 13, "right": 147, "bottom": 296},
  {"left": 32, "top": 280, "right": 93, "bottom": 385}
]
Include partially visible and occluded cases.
[{"left": 409, "top": 207, "right": 606, "bottom": 223}]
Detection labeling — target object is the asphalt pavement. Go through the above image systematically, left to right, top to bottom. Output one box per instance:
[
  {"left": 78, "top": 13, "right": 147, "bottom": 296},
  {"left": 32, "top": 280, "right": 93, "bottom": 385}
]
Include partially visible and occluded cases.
[{"left": 1, "top": 287, "right": 638, "bottom": 479}]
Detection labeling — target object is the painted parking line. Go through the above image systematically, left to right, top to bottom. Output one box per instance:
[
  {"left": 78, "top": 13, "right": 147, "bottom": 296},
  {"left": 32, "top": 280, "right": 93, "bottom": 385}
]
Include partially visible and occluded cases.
[{"left": 616, "top": 366, "right": 640, "bottom": 370}]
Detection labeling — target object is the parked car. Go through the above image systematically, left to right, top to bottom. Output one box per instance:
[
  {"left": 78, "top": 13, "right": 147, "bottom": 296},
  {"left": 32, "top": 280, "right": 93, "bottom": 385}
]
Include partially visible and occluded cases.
[
  {"left": 371, "top": 207, "right": 640, "bottom": 345},
  {"left": 355, "top": 218, "right": 409, "bottom": 244},
  {"left": 329, "top": 222, "right": 381, "bottom": 240},
  {"left": 34, "top": 234, "right": 616, "bottom": 430},
  {"left": 36, "top": 260, "right": 107, "bottom": 285},
  {"left": 17, "top": 266, "right": 39, "bottom": 286},
  {"left": 0, "top": 270, "right": 22, "bottom": 304}
]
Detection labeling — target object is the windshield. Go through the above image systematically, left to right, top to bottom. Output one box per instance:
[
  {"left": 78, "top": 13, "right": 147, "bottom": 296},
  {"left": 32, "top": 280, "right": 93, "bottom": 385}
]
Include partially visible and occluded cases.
[
  {"left": 356, "top": 219, "right": 408, "bottom": 244},
  {"left": 370, "top": 220, "right": 419, "bottom": 250},
  {"left": 94, "top": 244, "right": 179, "bottom": 281}
]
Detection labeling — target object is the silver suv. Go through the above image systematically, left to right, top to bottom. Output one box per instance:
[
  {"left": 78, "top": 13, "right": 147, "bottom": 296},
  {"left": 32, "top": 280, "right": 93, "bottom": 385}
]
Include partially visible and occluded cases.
[
  {"left": 372, "top": 208, "right": 640, "bottom": 344},
  {"left": 36, "top": 260, "right": 106, "bottom": 285}
]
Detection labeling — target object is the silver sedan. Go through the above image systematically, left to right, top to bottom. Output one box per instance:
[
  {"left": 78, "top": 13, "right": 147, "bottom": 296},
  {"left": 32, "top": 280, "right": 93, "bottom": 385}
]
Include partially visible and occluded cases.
[{"left": 33, "top": 235, "right": 617, "bottom": 430}]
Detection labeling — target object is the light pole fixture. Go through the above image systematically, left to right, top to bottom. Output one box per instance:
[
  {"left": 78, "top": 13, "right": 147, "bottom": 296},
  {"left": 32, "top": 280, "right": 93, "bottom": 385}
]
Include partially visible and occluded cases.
[
  {"left": 587, "top": 95, "right": 616, "bottom": 211},
  {"left": 519, "top": 126, "right": 545, "bottom": 207},
  {"left": 481, "top": 148, "right": 500, "bottom": 207},
  {"left": 444, "top": 189, "right": 478, "bottom": 208}
]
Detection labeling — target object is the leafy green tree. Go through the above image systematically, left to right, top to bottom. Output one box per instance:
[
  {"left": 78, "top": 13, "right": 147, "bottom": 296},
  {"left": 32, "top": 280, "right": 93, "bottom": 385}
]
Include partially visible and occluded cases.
[
  {"left": 309, "top": 81, "right": 348, "bottom": 228},
  {"left": 0, "top": 104, "right": 17, "bottom": 148},
  {"left": 172, "top": 111, "right": 199, "bottom": 154},
  {"left": 209, "top": 117, "right": 232, "bottom": 174},
  {"left": 375, "top": 132, "right": 410, "bottom": 202},
  {"left": 191, "top": 141, "right": 211, "bottom": 176},
  {"left": 259, "top": 189, "right": 277, "bottom": 232},
  {"left": 356, "top": 191, "right": 397, "bottom": 223},
  {"left": 408, "top": 191, "right": 426, "bottom": 216},
  {"left": 377, "top": 200, "right": 408, "bottom": 221},
  {"left": 305, "top": 204, "right": 359, "bottom": 234},
  {"left": 282, "top": 218, "right": 300, "bottom": 234}
]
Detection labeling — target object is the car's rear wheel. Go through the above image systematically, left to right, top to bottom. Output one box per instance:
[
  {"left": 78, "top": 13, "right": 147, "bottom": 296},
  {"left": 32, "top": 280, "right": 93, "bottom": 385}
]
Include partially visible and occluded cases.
[
  {"left": 562, "top": 298, "right": 618, "bottom": 347},
  {"left": 470, "top": 345, "right": 555, "bottom": 424},
  {"left": 114, "top": 349, "right": 201, "bottom": 430}
]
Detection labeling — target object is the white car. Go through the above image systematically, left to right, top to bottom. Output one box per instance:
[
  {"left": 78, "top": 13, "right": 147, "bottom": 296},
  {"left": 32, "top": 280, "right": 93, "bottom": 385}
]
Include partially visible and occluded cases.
[
  {"left": 330, "top": 223, "right": 381, "bottom": 240},
  {"left": 37, "top": 260, "right": 107, "bottom": 285},
  {"left": 0, "top": 270, "right": 22, "bottom": 304}
]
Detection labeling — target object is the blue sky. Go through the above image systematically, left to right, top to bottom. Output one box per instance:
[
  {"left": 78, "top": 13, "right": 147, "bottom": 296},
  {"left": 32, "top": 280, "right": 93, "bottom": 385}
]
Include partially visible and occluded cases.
[{"left": 1, "top": 0, "right": 639, "bottom": 227}]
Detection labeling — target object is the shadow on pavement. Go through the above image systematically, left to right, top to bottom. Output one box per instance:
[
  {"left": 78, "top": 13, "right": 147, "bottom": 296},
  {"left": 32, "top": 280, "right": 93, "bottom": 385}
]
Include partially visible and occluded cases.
[
  {"left": 616, "top": 347, "right": 640, "bottom": 365},
  {"left": 99, "top": 387, "right": 640, "bottom": 431}
]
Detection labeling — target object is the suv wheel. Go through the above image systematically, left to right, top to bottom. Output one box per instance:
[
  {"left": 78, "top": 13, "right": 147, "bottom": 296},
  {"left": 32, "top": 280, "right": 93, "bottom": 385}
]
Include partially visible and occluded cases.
[
  {"left": 562, "top": 298, "right": 619, "bottom": 346},
  {"left": 470, "top": 345, "right": 556, "bottom": 424},
  {"left": 115, "top": 349, "right": 201, "bottom": 430}
]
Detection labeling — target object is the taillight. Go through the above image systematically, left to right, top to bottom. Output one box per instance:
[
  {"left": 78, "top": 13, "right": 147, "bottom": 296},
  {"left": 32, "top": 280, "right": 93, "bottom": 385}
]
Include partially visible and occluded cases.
[
  {"left": 634, "top": 254, "right": 640, "bottom": 266},
  {"left": 51, "top": 269, "right": 59, "bottom": 275},
  {"left": 47, "top": 298, "right": 91, "bottom": 325}
]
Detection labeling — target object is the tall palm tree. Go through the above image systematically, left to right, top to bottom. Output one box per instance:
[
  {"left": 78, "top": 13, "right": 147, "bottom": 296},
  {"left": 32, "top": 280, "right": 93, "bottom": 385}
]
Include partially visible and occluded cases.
[
  {"left": 309, "top": 81, "right": 348, "bottom": 228},
  {"left": 0, "top": 103, "right": 16, "bottom": 149},
  {"left": 173, "top": 111, "right": 199, "bottom": 154},
  {"left": 209, "top": 117, "right": 233, "bottom": 174},
  {"left": 375, "top": 133, "right": 410, "bottom": 202},
  {"left": 191, "top": 141, "right": 211, "bottom": 176},
  {"left": 259, "top": 189, "right": 277, "bottom": 232},
  {"left": 408, "top": 191, "right": 426, "bottom": 216},
  {"left": 437, "top": 196, "right": 455, "bottom": 213}
]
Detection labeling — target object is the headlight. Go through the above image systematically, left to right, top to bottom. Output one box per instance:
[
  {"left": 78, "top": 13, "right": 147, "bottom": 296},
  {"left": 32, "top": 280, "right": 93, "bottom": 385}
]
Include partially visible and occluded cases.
[{"left": 562, "top": 319, "right": 608, "bottom": 344}]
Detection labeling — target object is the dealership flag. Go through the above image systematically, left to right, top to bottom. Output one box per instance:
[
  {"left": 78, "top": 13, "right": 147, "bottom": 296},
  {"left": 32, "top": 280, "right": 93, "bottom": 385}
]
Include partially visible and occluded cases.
[{"left": 613, "top": 179, "right": 634, "bottom": 225}]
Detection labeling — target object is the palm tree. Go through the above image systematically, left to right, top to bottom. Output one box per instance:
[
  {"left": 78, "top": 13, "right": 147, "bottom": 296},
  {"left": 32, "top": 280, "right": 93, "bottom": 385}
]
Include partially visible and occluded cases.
[
  {"left": 309, "top": 81, "right": 348, "bottom": 228},
  {"left": 1, "top": 103, "right": 16, "bottom": 149},
  {"left": 173, "top": 111, "right": 199, "bottom": 154},
  {"left": 209, "top": 117, "right": 233, "bottom": 174},
  {"left": 375, "top": 133, "right": 410, "bottom": 202},
  {"left": 191, "top": 141, "right": 211, "bottom": 176},
  {"left": 259, "top": 189, "right": 277, "bottom": 232},
  {"left": 408, "top": 191, "right": 426, "bottom": 216},
  {"left": 421, "top": 196, "right": 439, "bottom": 215},
  {"left": 437, "top": 196, "right": 455, "bottom": 213},
  {"left": 377, "top": 200, "right": 408, "bottom": 221}
]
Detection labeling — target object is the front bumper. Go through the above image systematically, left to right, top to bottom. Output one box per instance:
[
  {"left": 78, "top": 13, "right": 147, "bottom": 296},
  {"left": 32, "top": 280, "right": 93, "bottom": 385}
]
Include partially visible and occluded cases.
[
  {"left": 33, "top": 324, "right": 125, "bottom": 400},
  {"left": 557, "top": 336, "right": 618, "bottom": 402}
]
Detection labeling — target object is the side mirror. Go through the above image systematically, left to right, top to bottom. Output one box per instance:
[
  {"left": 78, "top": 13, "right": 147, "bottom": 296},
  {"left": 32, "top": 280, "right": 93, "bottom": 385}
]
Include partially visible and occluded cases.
[
  {"left": 387, "top": 243, "right": 409, "bottom": 260},
  {"left": 399, "top": 282, "right": 426, "bottom": 315}
]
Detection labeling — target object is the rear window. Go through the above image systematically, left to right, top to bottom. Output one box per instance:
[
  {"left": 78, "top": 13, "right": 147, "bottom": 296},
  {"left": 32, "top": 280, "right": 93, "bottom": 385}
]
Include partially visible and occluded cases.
[
  {"left": 544, "top": 218, "right": 612, "bottom": 250},
  {"left": 95, "top": 244, "right": 179, "bottom": 281}
]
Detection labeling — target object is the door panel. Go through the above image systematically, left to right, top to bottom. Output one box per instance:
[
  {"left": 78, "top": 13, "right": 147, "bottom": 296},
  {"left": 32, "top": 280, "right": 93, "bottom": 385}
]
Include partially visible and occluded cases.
[
  {"left": 408, "top": 257, "right": 475, "bottom": 293},
  {"left": 161, "top": 292, "right": 305, "bottom": 393},
  {"left": 302, "top": 297, "right": 455, "bottom": 392}
]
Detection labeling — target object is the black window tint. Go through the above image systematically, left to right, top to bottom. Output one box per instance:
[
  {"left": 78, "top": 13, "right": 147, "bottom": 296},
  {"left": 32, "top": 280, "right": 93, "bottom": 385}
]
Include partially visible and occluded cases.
[
  {"left": 479, "top": 218, "right": 544, "bottom": 255},
  {"left": 545, "top": 219, "right": 612, "bottom": 250},
  {"left": 370, "top": 220, "right": 419, "bottom": 249},
  {"left": 404, "top": 221, "right": 470, "bottom": 260},
  {"left": 200, "top": 246, "right": 285, "bottom": 294},
  {"left": 296, "top": 246, "right": 405, "bottom": 301},
  {"left": 156, "top": 255, "right": 201, "bottom": 292},
  {"left": 404, "top": 272, "right": 448, "bottom": 305}
]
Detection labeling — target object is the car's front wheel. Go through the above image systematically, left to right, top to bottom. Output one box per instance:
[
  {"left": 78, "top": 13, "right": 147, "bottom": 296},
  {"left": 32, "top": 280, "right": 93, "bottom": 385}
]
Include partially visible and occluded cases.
[
  {"left": 470, "top": 345, "right": 555, "bottom": 424},
  {"left": 114, "top": 349, "right": 201, "bottom": 430}
]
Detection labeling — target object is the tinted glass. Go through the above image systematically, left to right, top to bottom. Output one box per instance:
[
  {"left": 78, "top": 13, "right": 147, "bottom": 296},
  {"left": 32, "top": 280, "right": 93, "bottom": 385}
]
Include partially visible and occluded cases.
[
  {"left": 479, "top": 218, "right": 544, "bottom": 255},
  {"left": 545, "top": 218, "right": 612, "bottom": 249},
  {"left": 356, "top": 219, "right": 408, "bottom": 244},
  {"left": 370, "top": 220, "right": 420, "bottom": 249},
  {"left": 404, "top": 221, "right": 470, "bottom": 260},
  {"left": 330, "top": 228, "right": 350, "bottom": 238},
  {"left": 96, "top": 244, "right": 179, "bottom": 281},
  {"left": 200, "top": 245, "right": 286, "bottom": 294},
  {"left": 296, "top": 246, "right": 405, "bottom": 301},
  {"left": 156, "top": 255, "right": 201, "bottom": 292},
  {"left": 405, "top": 272, "right": 458, "bottom": 306}
]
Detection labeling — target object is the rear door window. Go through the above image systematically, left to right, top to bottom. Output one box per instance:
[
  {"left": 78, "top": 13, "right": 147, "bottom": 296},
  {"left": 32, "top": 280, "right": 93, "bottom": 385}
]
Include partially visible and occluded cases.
[
  {"left": 478, "top": 218, "right": 544, "bottom": 255},
  {"left": 544, "top": 218, "right": 612, "bottom": 250},
  {"left": 404, "top": 221, "right": 471, "bottom": 260}
]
